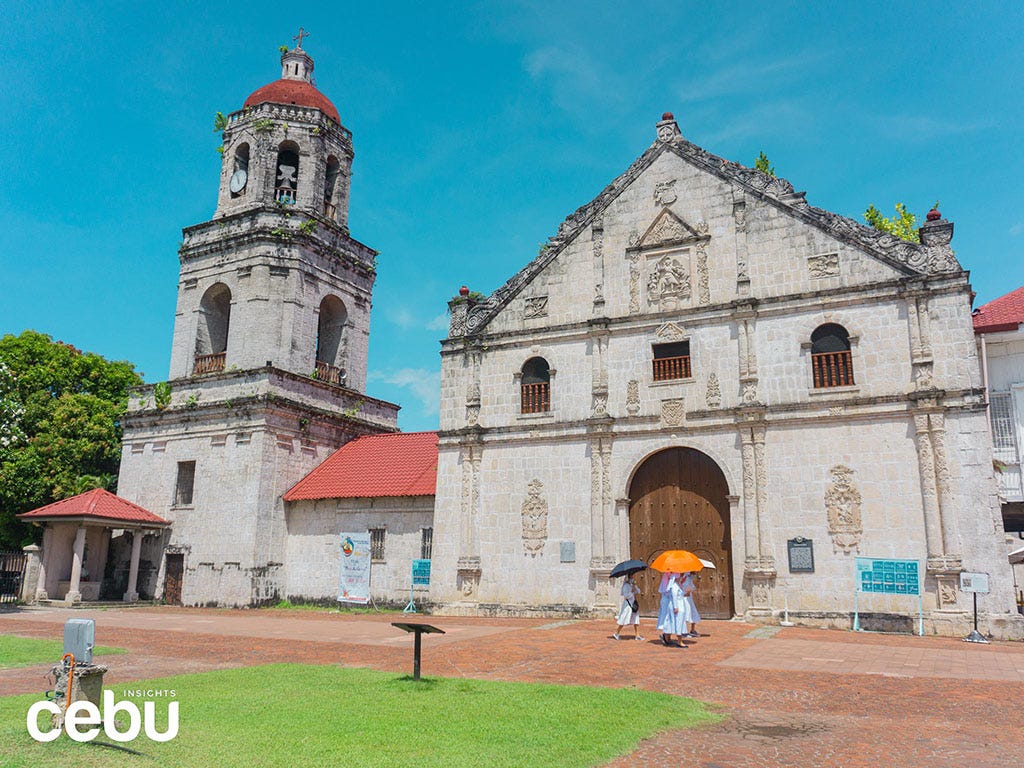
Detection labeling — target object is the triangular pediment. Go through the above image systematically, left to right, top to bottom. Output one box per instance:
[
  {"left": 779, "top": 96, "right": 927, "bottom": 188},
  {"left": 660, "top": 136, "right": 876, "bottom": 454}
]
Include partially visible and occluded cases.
[
  {"left": 638, "top": 207, "right": 702, "bottom": 249},
  {"left": 655, "top": 322, "right": 687, "bottom": 341}
]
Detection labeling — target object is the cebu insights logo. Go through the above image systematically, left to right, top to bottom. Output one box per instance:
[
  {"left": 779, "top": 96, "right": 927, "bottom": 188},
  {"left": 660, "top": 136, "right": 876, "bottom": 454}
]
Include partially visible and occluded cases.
[{"left": 27, "top": 689, "right": 179, "bottom": 743}]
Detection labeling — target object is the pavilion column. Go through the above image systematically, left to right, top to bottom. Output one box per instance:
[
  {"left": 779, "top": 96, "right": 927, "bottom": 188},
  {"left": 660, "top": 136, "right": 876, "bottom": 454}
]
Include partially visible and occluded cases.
[
  {"left": 66, "top": 525, "right": 86, "bottom": 605},
  {"left": 35, "top": 528, "right": 51, "bottom": 601},
  {"left": 124, "top": 531, "right": 144, "bottom": 603}
]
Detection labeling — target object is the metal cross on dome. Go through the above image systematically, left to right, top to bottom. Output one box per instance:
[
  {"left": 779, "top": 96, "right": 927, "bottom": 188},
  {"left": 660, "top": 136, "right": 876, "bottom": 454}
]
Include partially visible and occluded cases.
[{"left": 293, "top": 27, "right": 310, "bottom": 49}]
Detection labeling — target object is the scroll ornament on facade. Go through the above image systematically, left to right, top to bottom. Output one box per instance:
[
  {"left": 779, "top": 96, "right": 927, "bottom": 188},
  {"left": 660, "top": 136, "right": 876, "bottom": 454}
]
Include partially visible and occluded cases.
[
  {"left": 825, "top": 465, "right": 863, "bottom": 552},
  {"left": 521, "top": 479, "right": 549, "bottom": 557}
]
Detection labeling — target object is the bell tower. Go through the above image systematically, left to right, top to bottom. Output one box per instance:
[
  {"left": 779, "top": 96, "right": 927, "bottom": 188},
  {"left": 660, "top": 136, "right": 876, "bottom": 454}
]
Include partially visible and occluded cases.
[{"left": 116, "top": 37, "right": 399, "bottom": 607}]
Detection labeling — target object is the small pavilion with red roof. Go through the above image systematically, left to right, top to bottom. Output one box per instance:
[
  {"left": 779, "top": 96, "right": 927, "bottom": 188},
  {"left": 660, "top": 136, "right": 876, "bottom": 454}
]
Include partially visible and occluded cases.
[{"left": 18, "top": 488, "right": 169, "bottom": 605}]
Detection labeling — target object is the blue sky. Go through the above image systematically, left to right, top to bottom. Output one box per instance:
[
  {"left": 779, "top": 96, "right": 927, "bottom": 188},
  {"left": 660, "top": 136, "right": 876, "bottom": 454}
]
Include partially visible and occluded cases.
[{"left": 1, "top": 2, "right": 1022, "bottom": 431}]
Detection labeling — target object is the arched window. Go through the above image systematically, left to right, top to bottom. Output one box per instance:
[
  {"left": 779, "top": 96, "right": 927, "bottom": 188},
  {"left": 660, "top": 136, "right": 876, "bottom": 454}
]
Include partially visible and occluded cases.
[
  {"left": 275, "top": 141, "right": 300, "bottom": 204},
  {"left": 230, "top": 143, "right": 249, "bottom": 198},
  {"left": 323, "top": 156, "right": 341, "bottom": 219},
  {"left": 194, "top": 283, "right": 231, "bottom": 375},
  {"left": 315, "top": 295, "right": 347, "bottom": 385},
  {"left": 810, "top": 323, "right": 854, "bottom": 388},
  {"left": 521, "top": 357, "right": 551, "bottom": 414}
]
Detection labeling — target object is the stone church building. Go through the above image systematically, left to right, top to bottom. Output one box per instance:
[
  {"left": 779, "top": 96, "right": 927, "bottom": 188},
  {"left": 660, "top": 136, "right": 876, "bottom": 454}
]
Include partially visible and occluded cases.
[
  {"left": 30, "top": 43, "right": 1018, "bottom": 638},
  {"left": 429, "top": 114, "right": 1022, "bottom": 638}
]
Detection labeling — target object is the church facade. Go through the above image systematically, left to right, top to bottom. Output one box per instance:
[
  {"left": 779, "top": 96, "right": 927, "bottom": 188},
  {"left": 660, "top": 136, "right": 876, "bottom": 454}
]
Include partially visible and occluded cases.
[{"left": 430, "top": 114, "right": 1023, "bottom": 638}]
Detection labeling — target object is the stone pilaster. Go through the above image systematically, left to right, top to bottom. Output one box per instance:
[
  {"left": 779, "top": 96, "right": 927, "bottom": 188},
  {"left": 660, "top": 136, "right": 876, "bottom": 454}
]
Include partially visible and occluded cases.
[{"left": 592, "top": 218, "right": 605, "bottom": 310}]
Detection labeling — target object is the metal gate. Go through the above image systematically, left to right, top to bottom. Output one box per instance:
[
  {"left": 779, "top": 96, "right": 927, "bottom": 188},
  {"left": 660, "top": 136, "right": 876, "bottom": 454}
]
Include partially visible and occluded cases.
[{"left": 0, "top": 551, "right": 27, "bottom": 604}]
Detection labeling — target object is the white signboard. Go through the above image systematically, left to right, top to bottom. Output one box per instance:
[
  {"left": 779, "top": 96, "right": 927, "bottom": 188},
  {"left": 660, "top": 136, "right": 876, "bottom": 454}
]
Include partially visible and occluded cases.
[
  {"left": 338, "top": 532, "right": 371, "bottom": 604},
  {"left": 959, "top": 572, "right": 990, "bottom": 594}
]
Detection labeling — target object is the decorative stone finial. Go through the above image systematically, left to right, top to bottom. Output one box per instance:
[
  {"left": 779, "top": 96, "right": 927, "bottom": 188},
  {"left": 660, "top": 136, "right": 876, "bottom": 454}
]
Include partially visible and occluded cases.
[
  {"left": 656, "top": 112, "right": 680, "bottom": 142},
  {"left": 919, "top": 210, "right": 953, "bottom": 247},
  {"left": 459, "top": 285, "right": 470, "bottom": 297}
]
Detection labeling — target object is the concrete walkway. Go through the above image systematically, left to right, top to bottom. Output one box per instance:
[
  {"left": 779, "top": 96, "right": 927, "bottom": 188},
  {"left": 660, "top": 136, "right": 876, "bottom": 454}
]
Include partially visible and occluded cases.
[{"left": 2, "top": 605, "right": 1022, "bottom": 767}]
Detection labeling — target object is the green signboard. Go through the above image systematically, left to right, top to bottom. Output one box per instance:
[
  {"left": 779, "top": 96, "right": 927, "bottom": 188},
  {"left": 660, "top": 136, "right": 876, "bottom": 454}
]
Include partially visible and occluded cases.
[{"left": 855, "top": 557, "right": 920, "bottom": 595}]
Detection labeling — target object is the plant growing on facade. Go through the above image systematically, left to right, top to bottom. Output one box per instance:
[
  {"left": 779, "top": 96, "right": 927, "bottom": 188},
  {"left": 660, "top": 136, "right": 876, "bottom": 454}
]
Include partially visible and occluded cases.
[
  {"left": 212, "top": 111, "right": 229, "bottom": 133},
  {"left": 253, "top": 118, "right": 275, "bottom": 133},
  {"left": 754, "top": 151, "right": 775, "bottom": 177},
  {"left": 863, "top": 201, "right": 938, "bottom": 244},
  {"left": 298, "top": 219, "right": 317, "bottom": 235},
  {"left": 153, "top": 382, "right": 172, "bottom": 410},
  {"left": 184, "top": 393, "right": 201, "bottom": 410}
]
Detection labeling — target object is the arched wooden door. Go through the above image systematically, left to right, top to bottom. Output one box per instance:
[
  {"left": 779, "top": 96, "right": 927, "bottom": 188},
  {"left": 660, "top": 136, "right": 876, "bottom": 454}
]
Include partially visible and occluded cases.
[{"left": 628, "top": 448, "right": 734, "bottom": 618}]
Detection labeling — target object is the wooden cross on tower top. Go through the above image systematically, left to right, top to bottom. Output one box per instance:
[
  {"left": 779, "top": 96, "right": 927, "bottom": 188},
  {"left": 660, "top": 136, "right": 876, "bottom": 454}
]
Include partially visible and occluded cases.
[{"left": 293, "top": 27, "right": 310, "bottom": 49}]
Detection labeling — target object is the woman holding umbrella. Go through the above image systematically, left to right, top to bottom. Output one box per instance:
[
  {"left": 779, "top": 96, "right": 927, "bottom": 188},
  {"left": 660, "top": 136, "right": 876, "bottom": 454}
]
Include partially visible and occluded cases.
[
  {"left": 651, "top": 550, "right": 704, "bottom": 647},
  {"left": 610, "top": 559, "right": 645, "bottom": 641}
]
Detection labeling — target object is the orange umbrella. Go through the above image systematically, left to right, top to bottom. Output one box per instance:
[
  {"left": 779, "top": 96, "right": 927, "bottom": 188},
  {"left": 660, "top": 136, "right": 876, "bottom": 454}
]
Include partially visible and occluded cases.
[{"left": 649, "top": 550, "right": 704, "bottom": 573}]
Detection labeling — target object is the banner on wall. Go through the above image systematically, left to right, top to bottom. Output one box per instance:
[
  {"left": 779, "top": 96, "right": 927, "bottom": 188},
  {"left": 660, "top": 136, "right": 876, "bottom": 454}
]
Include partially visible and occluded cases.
[{"left": 338, "top": 532, "right": 371, "bottom": 604}]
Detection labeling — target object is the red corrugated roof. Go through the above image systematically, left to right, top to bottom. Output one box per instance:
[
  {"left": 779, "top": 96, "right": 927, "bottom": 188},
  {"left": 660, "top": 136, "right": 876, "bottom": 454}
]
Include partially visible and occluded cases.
[
  {"left": 243, "top": 79, "right": 340, "bottom": 122},
  {"left": 973, "top": 286, "right": 1024, "bottom": 334},
  {"left": 284, "top": 432, "right": 438, "bottom": 501},
  {"left": 17, "top": 488, "right": 170, "bottom": 526}
]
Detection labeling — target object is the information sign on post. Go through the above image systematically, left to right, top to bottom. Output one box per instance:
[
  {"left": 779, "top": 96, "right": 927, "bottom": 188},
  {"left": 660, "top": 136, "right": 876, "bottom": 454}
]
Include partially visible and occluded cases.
[
  {"left": 853, "top": 558, "right": 922, "bottom": 635},
  {"left": 405, "top": 559, "right": 431, "bottom": 613},
  {"left": 960, "top": 571, "right": 991, "bottom": 644}
]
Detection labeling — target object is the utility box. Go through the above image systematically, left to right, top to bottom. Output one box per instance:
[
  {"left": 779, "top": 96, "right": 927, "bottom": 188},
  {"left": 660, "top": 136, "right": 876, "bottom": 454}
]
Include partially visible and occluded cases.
[{"left": 63, "top": 618, "right": 95, "bottom": 665}]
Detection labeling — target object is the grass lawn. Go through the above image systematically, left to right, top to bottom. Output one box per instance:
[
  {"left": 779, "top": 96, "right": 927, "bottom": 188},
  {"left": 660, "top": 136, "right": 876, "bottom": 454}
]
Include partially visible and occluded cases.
[
  {"left": 0, "top": 634, "right": 126, "bottom": 669},
  {"left": 0, "top": 664, "right": 718, "bottom": 768}
]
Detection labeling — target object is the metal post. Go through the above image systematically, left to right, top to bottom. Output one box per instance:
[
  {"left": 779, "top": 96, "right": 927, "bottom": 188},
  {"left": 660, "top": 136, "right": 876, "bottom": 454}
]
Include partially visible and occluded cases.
[
  {"left": 853, "top": 589, "right": 859, "bottom": 632},
  {"left": 413, "top": 631, "right": 422, "bottom": 682}
]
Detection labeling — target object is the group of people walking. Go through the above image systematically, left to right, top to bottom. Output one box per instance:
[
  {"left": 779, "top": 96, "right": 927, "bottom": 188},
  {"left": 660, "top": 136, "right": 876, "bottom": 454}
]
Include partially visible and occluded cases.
[{"left": 614, "top": 571, "right": 701, "bottom": 647}]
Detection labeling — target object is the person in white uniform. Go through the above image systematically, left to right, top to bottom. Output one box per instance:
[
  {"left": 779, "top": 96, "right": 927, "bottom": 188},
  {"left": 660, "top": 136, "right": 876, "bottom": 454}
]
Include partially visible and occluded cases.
[
  {"left": 681, "top": 571, "right": 701, "bottom": 638},
  {"left": 656, "top": 572, "right": 689, "bottom": 647},
  {"left": 613, "top": 574, "right": 643, "bottom": 641}
]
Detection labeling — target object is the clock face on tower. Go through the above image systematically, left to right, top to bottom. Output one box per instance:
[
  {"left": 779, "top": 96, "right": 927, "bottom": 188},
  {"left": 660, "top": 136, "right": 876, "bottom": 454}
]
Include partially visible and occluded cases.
[{"left": 229, "top": 169, "right": 248, "bottom": 194}]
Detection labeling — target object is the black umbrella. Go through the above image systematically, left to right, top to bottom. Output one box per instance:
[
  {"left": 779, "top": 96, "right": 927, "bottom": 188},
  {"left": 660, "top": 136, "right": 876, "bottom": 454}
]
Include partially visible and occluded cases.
[{"left": 610, "top": 559, "right": 647, "bottom": 578}]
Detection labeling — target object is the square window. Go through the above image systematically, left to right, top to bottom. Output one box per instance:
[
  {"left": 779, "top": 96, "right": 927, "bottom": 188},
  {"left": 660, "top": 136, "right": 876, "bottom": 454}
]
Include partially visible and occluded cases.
[{"left": 652, "top": 341, "right": 691, "bottom": 381}]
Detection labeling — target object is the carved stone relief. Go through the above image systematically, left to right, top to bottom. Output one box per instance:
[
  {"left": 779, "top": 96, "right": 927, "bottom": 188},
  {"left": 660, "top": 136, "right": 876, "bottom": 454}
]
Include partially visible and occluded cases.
[
  {"left": 653, "top": 180, "right": 677, "bottom": 206},
  {"left": 733, "top": 200, "right": 747, "bottom": 232},
  {"left": 639, "top": 209, "right": 698, "bottom": 249},
  {"left": 696, "top": 242, "right": 710, "bottom": 305},
  {"left": 628, "top": 253, "right": 641, "bottom": 313},
  {"left": 808, "top": 253, "right": 840, "bottom": 278},
  {"left": 646, "top": 254, "right": 691, "bottom": 310},
  {"left": 524, "top": 295, "right": 548, "bottom": 319},
  {"left": 656, "top": 322, "right": 687, "bottom": 342},
  {"left": 706, "top": 372, "right": 721, "bottom": 408},
  {"left": 741, "top": 379, "right": 759, "bottom": 404},
  {"left": 626, "top": 380, "right": 640, "bottom": 415},
  {"left": 591, "top": 391, "right": 608, "bottom": 417},
  {"left": 661, "top": 399, "right": 686, "bottom": 427},
  {"left": 825, "top": 465, "right": 862, "bottom": 553},
  {"left": 522, "top": 479, "right": 548, "bottom": 557},
  {"left": 936, "top": 577, "right": 959, "bottom": 609}
]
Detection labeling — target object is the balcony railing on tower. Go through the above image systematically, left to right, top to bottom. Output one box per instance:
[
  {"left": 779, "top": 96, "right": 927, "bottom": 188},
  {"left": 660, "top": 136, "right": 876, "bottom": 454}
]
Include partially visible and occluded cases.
[
  {"left": 276, "top": 187, "right": 296, "bottom": 205},
  {"left": 811, "top": 350, "right": 854, "bottom": 388},
  {"left": 193, "top": 352, "right": 226, "bottom": 376},
  {"left": 314, "top": 360, "right": 345, "bottom": 386},
  {"left": 521, "top": 382, "right": 550, "bottom": 414}
]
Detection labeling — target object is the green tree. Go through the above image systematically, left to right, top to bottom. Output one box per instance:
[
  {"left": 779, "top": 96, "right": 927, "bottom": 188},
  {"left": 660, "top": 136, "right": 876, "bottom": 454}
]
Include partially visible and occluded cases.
[
  {"left": 754, "top": 151, "right": 775, "bottom": 177},
  {"left": 863, "top": 201, "right": 939, "bottom": 244},
  {"left": 0, "top": 331, "right": 142, "bottom": 547}
]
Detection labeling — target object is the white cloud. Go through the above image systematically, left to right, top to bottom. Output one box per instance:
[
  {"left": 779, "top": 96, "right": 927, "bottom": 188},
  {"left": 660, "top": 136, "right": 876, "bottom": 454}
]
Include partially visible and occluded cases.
[
  {"left": 387, "top": 308, "right": 449, "bottom": 332},
  {"left": 426, "top": 313, "right": 450, "bottom": 332},
  {"left": 369, "top": 368, "right": 441, "bottom": 416}
]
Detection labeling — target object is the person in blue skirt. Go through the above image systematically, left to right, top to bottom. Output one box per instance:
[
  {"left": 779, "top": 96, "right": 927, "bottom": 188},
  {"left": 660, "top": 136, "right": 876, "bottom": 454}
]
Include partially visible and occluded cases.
[{"left": 656, "top": 572, "right": 689, "bottom": 647}]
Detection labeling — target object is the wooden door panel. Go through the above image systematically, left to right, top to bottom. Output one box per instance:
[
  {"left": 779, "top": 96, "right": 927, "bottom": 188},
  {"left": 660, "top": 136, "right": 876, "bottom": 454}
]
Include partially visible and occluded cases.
[
  {"left": 628, "top": 448, "right": 733, "bottom": 618},
  {"left": 164, "top": 554, "right": 183, "bottom": 606}
]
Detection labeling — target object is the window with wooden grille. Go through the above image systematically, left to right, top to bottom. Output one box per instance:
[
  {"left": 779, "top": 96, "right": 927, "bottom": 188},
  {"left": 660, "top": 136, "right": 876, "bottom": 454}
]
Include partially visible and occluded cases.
[
  {"left": 810, "top": 323, "right": 854, "bottom": 388},
  {"left": 652, "top": 341, "right": 691, "bottom": 381},
  {"left": 521, "top": 357, "right": 551, "bottom": 413},
  {"left": 990, "top": 392, "right": 1019, "bottom": 464},
  {"left": 174, "top": 461, "right": 196, "bottom": 506},
  {"left": 420, "top": 527, "right": 433, "bottom": 560},
  {"left": 369, "top": 528, "right": 386, "bottom": 562}
]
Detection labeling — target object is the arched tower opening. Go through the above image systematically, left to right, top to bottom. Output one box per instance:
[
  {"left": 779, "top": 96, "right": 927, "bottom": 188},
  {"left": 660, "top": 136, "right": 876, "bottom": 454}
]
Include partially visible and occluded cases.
[
  {"left": 275, "top": 141, "right": 300, "bottom": 205},
  {"left": 194, "top": 283, "right": 231, "bottom": 375},
  {"left": 315, "top": 295, "right": 347, "bottom": 385}
]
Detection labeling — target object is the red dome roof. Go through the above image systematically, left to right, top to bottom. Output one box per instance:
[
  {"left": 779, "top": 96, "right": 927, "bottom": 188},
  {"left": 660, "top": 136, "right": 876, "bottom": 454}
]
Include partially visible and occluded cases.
[{"left": 243, "top": 79, "right": 340, "bottom": 122}]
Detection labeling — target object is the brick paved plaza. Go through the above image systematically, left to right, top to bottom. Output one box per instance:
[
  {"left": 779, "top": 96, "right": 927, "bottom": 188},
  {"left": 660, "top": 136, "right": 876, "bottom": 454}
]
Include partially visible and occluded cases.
[{"left": 2, "top": 606, "right": 1022, "bottom": 767}]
